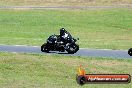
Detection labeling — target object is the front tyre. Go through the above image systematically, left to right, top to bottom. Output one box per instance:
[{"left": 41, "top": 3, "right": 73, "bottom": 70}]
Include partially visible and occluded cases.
[
  {"left": 41, "top": 43, "right": 49, "bottom": 53},
  {"left": 66, "top": 44, "right": 79, "bottom": 54},
  {"left": 128, "top": 48, "right": 132, "bottom": 56}
]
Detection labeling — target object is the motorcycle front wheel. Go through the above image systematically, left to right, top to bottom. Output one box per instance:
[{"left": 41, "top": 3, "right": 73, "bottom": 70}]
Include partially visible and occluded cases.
[{"left": 66, "top": 44, "right": 79, "bottom": 54}]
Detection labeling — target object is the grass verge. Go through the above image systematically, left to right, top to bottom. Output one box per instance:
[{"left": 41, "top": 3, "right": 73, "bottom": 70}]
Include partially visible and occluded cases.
[{"left": 0, "top": 52, "right": 132, "bottom": 88}]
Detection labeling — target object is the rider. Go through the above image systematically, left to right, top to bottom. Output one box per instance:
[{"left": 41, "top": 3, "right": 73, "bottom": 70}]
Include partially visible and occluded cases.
[{"left": 59, "top": 28, "right": 72, "bottom": 43}]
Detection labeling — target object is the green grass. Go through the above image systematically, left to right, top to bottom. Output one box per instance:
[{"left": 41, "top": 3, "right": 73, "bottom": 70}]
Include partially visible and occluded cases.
[
  {"left": 0, "top": 0, "right": 132, "bottom": 6},
  {"left": 0, "top": 8, "right": 132, "bottom": 50},
  {"left": 0, "top": 52, "right": 132, "bottom": 88}
]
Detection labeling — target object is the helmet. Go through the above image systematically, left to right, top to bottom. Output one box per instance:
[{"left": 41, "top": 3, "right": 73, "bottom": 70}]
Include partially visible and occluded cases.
[{"left": 60, "top": 28, "right": 66, "bottom": 35}]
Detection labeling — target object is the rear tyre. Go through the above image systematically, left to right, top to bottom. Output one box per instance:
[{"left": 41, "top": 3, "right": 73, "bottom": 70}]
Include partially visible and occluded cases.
[
  {"left": 41, "top": 43, "right": 49, "bottom": 53},
  {"left": 66, "top": 44, "right": 79, "bottom": 54},
  {"left": 128, "top": 48, "right": 132, "bottom": 56}
]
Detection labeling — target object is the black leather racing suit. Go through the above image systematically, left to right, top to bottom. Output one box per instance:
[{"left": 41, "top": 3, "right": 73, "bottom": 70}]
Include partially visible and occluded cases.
[{"left": 60, "top": 31, "right": 72, "bottom": 43}]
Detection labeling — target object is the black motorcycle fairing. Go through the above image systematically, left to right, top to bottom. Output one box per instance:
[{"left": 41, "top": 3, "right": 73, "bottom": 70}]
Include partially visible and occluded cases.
[
  {"left": 47, "top": 35, "right": 58, "bottom": 44},
  {"left": 70, "top": 38, "right": 77, "bottom": 43}
]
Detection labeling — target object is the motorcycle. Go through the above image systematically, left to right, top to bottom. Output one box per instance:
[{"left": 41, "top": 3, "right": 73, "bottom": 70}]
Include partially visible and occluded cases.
[
  {"left": 41, "top": 33, "right": 79, "bottom": 54},
  {"left": 128, "top": 48, "right": 132, "bottom": 56}
]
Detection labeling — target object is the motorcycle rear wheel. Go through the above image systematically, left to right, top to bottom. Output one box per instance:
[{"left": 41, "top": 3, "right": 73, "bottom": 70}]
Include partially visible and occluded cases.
[
  {"left": 41, "top": 43, "right": 49, "bottom": 53},
  {"left": 128, "top": 48, "right": 132, "bottom": 56}
]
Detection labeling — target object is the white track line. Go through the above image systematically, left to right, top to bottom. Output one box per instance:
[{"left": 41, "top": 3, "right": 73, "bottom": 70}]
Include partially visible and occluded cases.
[{"left": 0, "top": 6, "right": 132, "bottom": 9}]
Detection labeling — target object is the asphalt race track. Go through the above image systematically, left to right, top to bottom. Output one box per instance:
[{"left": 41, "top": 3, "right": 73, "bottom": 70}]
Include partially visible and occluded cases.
[{"left": 0, "top": 45, "right": 131, "bottom": 59}]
